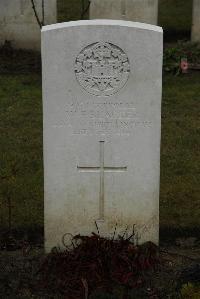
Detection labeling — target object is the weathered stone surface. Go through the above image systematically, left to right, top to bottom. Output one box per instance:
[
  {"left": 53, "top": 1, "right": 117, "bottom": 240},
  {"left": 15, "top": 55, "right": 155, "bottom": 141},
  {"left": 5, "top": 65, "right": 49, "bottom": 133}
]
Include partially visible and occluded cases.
[
  {"left": 0, "top": 0, "right": 57, "bottom": 50},
  {"left": 90, "top": 0, "right": 158, "bottom": 25},
  {"left": 90, "top": 0, "right": 123, "bottom": 20},
  {"left": 192, "top": 0, "right": 200, "bottom": 42},
  {"left": 42, "top": 20, "right": 163, "bottom": 252}
]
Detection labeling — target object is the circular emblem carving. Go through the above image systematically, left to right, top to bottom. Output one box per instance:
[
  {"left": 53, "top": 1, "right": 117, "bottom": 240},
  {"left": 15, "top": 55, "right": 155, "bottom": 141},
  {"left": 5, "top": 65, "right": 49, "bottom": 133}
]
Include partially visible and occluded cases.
[{"left": 74, "top": 42, "right": 130, "bottom": 96}]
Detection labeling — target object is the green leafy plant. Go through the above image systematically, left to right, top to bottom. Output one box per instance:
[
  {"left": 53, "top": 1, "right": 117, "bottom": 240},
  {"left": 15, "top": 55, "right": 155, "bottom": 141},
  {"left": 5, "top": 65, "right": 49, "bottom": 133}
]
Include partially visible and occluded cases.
[{"left": 163, "top": 41, "right": 200, "bottom": 74}]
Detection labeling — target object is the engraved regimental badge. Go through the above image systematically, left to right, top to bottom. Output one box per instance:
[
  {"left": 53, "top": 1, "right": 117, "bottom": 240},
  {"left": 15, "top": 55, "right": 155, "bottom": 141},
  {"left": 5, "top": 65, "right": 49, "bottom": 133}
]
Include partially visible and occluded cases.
[{"left": 74, "top": 42, "right": 130, "bottom": 96}]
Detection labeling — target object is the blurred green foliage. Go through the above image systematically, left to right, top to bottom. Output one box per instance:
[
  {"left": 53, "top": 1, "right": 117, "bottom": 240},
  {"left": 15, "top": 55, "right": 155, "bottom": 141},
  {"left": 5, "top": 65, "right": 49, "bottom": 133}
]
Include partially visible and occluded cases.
[
  {"left": 58, "top": 0, "right": 193, "bottom": 41},
  {"left": 158, "top": 0, "right": 193, "bottom": 41},
  {"left": 163, "top": 42, "right": 200, "bottom": 74}
]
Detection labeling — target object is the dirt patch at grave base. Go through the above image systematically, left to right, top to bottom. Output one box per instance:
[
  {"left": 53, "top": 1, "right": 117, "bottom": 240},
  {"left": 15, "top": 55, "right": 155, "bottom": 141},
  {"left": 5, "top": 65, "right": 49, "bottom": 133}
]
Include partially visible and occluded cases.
[{"left": 0, "top": 235, "right": 200, "bottom": 299}]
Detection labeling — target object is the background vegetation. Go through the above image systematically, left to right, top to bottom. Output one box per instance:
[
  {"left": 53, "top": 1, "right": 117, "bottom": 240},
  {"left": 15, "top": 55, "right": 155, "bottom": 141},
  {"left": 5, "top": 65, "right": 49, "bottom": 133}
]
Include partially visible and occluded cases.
[
  {"left": 57, "top": 0, "right": 193, "bottom": 40},
  {"left": 158, "top": 0, "right": 193, "bottom": 41}
]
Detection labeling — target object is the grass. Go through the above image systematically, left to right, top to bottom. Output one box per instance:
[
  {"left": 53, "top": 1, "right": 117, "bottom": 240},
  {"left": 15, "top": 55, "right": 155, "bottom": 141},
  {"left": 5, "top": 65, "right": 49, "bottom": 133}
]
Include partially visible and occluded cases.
[
  {"left": 160, "top": 72, "right": 200, "bottom": 230},
  {"left": 0, "top": 73, "right": 43, "bottom": 232}
]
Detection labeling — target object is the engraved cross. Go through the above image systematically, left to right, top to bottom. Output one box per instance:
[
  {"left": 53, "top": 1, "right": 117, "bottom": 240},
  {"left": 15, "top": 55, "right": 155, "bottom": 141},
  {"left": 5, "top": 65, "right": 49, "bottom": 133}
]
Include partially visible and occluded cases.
[{"left": 77, "top": 141, "right": 127, "bottom": 221}]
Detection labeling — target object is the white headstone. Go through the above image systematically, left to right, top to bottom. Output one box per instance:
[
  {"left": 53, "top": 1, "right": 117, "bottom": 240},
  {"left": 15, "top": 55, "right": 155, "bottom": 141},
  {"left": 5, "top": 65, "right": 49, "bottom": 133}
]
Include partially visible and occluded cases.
[
  {"left": 0, "top": 0, "right": 57, "bottom": 50},
  {"left": 90, "top": 0, "right": 158, "bottom": 25},
  {"left": 192, "top": 0, "right": 200, "bottom": 42},
  {"left": 42, "top": 20, "right": 163, "bottom": 252}
]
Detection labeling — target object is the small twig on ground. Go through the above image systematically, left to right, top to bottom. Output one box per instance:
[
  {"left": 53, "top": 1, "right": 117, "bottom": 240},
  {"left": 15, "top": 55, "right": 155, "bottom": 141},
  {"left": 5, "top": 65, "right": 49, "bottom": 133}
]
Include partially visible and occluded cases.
[
  {"left": 95, "top": 220, "right": 100, "bottom": 235},
  {"left": 112, "top": 223, "right": 117, "bottom": 241},
  {"left": 122, "top": 225, "right": 129, "bottom": 239},
  {"left": 81, "top": 278, "right": 89, "bottom": 299}
]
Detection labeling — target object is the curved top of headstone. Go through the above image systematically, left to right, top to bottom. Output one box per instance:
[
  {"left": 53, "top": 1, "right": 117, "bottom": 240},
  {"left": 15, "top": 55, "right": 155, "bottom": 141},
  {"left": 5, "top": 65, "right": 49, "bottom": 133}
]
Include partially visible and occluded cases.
[{"left": 42, "top": 19, "right": 163, "bottom": 33}]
